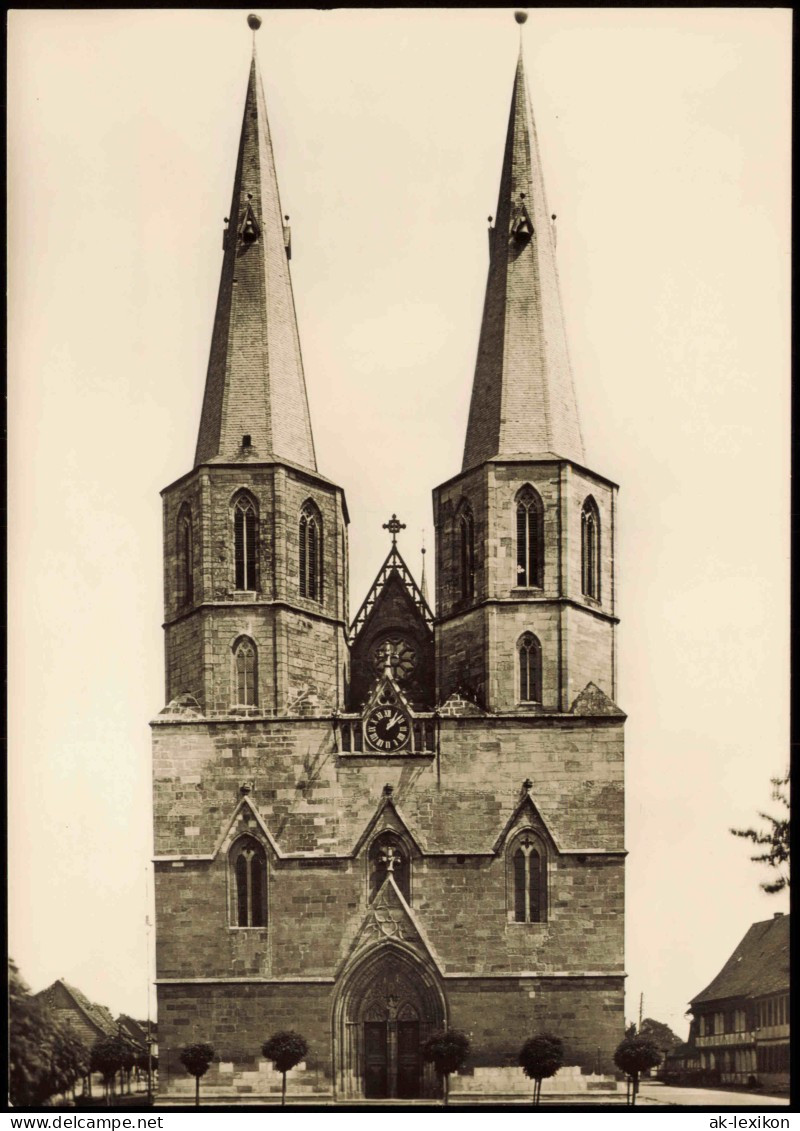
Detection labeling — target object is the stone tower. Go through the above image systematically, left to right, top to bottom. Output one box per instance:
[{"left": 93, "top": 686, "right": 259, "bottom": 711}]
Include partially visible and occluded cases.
[
  {"left": 152, "top": 19, "right": 625, "bottom": 1105},
  {"left": 160, "top": 49, "right": 349, "bottom": 719},
  {"left": 434, "top": 49, "right": 618, "bottom": 714}
]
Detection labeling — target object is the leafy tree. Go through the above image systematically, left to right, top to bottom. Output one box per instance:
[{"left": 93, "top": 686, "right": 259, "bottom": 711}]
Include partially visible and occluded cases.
[
  {"left": 730, "top": 770, "right": 790, "bottom": 893},
  {"left": 9, "top": 960, "right": 89, "bottom": 1107},
  {"left": 639, "top": 1018, "right": 682, "bottom": 1058},
  {"left": 422, "top": 1029, "right": 470, "bottom": 1107},
  {"left": 261, "top": 1031, "right": 309, "bottom": 1107},
  {"left": 518, "top": 1033, "right": 564, "bottom": 1106},
  {"left": 614, "top": 1034, "right": 661, "bottom": 1106},
  {"left": 91, "top": 1035, "right": 129, "bottom": 1099},
  {"left": 179, "top": 1043, "right": 215, "bottom": 1108}
]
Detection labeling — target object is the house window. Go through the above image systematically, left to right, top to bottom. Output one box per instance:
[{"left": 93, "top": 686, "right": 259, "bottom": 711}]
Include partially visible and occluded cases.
[
  {"left": 515, "top": 486, "right": 543, "bottom": 588},
  {"left": 233, "top": 494, "right": 258, "bottom": 590},
  {"left": 581, "top": 497, "right": 600, "bottom": 600},
  {"left": 299, "top": 501, "right": 322, "bottom": 601},
  {"left": 457, "top": 503, "right": 475, "bottom": 600},
  {"left": 177, "top": 504, "right": 193, "bottom": 606},
  {"left": 518, "top": 633, "right": 542, "bottom": 703},
  {"left": 232, "top": 636, "right": 258, "bottom": 706},
  {"left": 508, "top": 831, "right": 547, "bottom": 922},
  {"left": 368, "top": 832, "right": 411, "bottom": 903},
  {"left": 230, "top": 836, "right": 267, "bottom": 927}
]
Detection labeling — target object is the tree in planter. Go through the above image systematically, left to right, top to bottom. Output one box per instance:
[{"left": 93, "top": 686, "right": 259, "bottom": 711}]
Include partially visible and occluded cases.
[
  {"left": 421, "top": 1029, "right": 471, "bottom": 1107},
  {"left": 261, "top": 1031, "right": 309, "bottom": 1107},
  {"left": 518, "top": 1034, "right": 564, "bottom": 1106},
  {"left": 613, "top": 1034, "right": 661, "bottom": 1106},
  {"left": 179, "top": 1043, "right": 215, "bottom": 1108}
]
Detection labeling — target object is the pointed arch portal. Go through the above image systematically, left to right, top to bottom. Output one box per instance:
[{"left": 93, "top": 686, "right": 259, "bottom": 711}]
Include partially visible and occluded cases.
[{"left": 333, "top": 945, "right": 446, "bottom": 1100}]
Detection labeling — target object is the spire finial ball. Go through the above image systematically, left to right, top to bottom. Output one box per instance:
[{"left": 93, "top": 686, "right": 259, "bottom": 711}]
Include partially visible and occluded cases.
[
  {"left": 514, "top": 11, "right": 528, "bottom": 25},
  {"left": 247, "top": 14, "right": 262, "bottom": 31}
]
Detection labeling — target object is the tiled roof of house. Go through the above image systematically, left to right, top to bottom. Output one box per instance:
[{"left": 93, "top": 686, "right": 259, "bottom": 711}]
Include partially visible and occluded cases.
[{"left": 691, "top": 914, "right": 789, "bottom": 1005}]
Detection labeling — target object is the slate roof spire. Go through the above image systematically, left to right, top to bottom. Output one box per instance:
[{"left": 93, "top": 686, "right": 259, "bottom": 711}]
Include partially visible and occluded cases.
[
  {"left": 194, "top": 22, "right": 317, "bottom": 471},
  {"left": 462, "top": 38, "right": 585, "bottom": 472}
]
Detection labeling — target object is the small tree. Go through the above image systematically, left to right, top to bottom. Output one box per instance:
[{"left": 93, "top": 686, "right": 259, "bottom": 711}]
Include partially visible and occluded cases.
[
  {"left": 730, "top": 770, "right": 790, "bottom": 893},
  {"left": 639, "top": 1018, "right": 682, "bottom": 1061},
  {"left": 421, "top": 1029, "right": 470, "bottom": 1107},
  {"left": 261, "top": 1031, "right": 308, "bottom": 1106},
  {"left": 518, "top": 1034, "right": 564, "bottom": 1106},
  {"left": 614, "top": 1034, "right": 661, "bottom": 1106},
  {"left": 91, "top": 1035, "right": 127, "bottom": 1100},
  {"left": 179, "top": 1043, "right": 215, "bottom": 1108}
]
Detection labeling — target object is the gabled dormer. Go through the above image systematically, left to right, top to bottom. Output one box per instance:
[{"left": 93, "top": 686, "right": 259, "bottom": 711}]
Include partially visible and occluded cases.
[{"left": 349, "top": 526, "right": 434, "bottom": 711}]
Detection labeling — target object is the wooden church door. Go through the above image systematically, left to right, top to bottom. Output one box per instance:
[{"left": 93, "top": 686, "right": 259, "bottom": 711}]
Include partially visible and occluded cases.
[
  {"left": 396, "top": 1018, "right": 421, "bottom": 1098},
  {"left": 364, "top": 1021, "right": 388, "bottom": 1098}
]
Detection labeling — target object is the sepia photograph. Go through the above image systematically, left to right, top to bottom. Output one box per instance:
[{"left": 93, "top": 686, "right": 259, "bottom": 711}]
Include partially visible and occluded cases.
[{"left": 7, "top": 7, "right": 790, "bottom": 1113}]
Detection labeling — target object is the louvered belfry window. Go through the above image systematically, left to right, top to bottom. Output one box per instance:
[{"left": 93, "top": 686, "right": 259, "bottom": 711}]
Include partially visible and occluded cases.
[
  {"left": 515, "top": 486, "right": 543, "bottom": 588},
  {"left": 234, "top": 495, "right": 257, "bottom": 590},
  {"left": 581, "top": 497, "right": 600, "bottom": 600},
  {"left": 299, "top": 502, "right": 322, "bottom": 601},
  {"left": 458, "top": 505, "right": 475, "bottom": 600},
  {"left": 519, "top": 633, "right": 542, "bottom": 703},
  {"left": 233, "top": 637, "right": 257, "bottom": 706},
  {"left": 231, "top": 836, "right": 267, "bottom": 927}
]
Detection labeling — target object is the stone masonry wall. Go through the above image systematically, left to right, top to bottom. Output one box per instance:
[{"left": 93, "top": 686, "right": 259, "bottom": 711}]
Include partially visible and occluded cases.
[
  {"left": 433, "top": 460, "right": 618, "bottom": 713},
  {"left": 160, "top": 463, "right": 348, "bottom": 712}
]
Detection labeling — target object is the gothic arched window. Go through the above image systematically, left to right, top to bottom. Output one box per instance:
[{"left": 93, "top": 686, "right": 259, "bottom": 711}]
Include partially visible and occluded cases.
[
  {"left": 515, "top": 485, "right": 543, "bottom": 588},
  {"left": 233, "top": 493, "right": 258, "bottom": 591},
  {"left": 581, "top": 496, "right": 600, "bottom": 601},
  {"left": 299, "top": 500, "right": 323, "bottom": 601},
  {"left": 457, "top": 502, "right": 475, "bottom": 601},
  {"left": 177, "top": 503, "right": 194, "bottom": 606},
  {"left": 518, "top": 632, "right": 542, "bottom": 703},
  {"left": 232, "top": 636, "right": 258, "bottom": 707},
  {"left": 508, "top": 831, "right": 547, "bottom": 923},
  {"left": 368, "top": 832, "right": 411, "bottom": 903},
  {"left": 230, "top": 836, "right": 267, "bottom": 927}
]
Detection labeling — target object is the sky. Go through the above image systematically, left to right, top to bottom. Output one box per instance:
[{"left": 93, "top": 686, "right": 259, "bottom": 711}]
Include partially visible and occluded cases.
[{"left": 7, "top": 8, "right": 790, "bottom": 1040}]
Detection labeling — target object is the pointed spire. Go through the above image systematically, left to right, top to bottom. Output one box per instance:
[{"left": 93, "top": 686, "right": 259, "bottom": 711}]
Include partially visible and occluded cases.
[
  {"left": 194, "top": 21, "right": 317, "bottom": 471},
  {"left": 462, "top": 33, "right": 585, "bottom": 472},
  {"left": 420, "top": 532, "right": 429, "bottom": 605}
]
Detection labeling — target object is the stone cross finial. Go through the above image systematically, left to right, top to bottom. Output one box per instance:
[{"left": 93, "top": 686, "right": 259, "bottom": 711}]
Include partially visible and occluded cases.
[
  {"left": 382, "top": 514, "right": 406, "bottom": 545},
  {"left": 523, "top": 778, "right": 533, "bottom": 792},
  {"left": 379, "top": 845, "right": 402, "bottom": 873}
]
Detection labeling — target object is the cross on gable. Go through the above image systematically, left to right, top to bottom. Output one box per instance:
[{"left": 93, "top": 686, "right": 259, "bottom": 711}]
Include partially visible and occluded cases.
[
  {"left": 382, "top": 514, "right": 406, "bottom": 545},
  {"left": 379, "top": 845, "right": 403, "bottom": 873}
]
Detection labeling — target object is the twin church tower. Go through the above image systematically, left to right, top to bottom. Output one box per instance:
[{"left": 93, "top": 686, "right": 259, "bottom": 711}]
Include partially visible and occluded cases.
[{"left": 153, "top": 15, "right": 625, "bottom": 1103}]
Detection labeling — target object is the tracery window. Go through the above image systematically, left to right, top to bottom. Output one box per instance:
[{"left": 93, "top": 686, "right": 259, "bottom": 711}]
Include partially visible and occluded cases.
[
  {"left": 515, "top": 485, "right": 543, "bottom": 588},
  {"left": 233, "top": 493, "right": 258, "bottom": 591},
  {"left": 581, "top": 496, "right": 600, "bottom": 601},
  {"left": 299, "top": 500, "right": 323, "bottom": 601},
  {"left": 457, "top": 502, "right": 475, "bottom": 601},
  {"left": 177, "top": 504, "right": 194, "bottom": 606},
  {"left": 518, "top": 632, "right": 542, "bottom": 703},
  {"left": 232, "top": 636, "right": 258, "bottom": 707},
  {"left": 508, "top": 831, "right": 547, "bottom": 923},
  {"left": 368, "top": 832, "right": 411, "bottom": 903},
  {"left": 230, "top": 835, "right": 267, "bottom": 927}
]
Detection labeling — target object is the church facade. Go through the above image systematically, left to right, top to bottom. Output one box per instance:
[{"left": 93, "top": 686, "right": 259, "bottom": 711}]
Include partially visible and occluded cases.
[{"left": 153, "top": 19, "right": 625, "bottom": 1103}]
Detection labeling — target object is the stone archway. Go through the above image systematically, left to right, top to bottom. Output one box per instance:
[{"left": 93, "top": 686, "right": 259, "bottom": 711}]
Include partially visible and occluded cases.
[{"left": 333, "top": 944, "right": 446, "bottom": 1100}]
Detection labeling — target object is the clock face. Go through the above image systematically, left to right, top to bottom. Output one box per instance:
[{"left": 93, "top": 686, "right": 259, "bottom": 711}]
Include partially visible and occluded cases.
[{"left": 365, "top": 706, "right": 411, "bottom": 752}]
